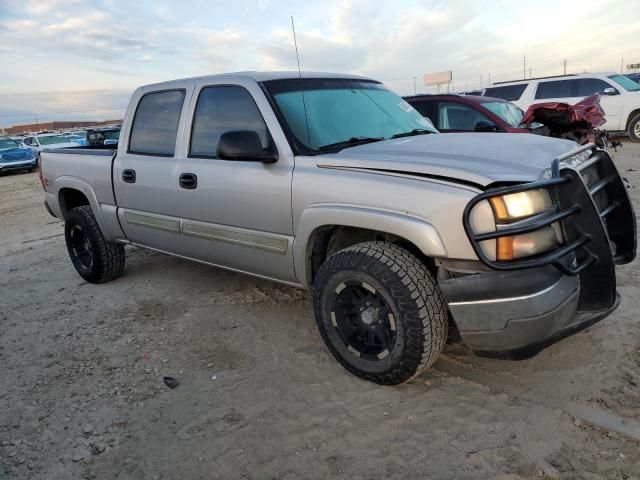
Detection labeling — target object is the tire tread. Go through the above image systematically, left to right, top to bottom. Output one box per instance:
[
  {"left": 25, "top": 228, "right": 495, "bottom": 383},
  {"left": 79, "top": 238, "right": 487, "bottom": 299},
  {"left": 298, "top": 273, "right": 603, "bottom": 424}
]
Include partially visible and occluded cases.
[
  {"left": 66, "top": 205, "right": 125, "bottom": 283},
  {"left": 313, "top": 241, "right": 447, "bottom": 385}
]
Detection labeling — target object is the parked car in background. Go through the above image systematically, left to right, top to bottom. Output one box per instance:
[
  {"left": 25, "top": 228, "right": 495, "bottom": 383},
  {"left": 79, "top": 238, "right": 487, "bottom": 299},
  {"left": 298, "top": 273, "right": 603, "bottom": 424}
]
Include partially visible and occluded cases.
[
  {"left": 483, "top": 72, "right": 640, "bottom": 141},
  {"left": 624, "top": 73, "right": 640, "bottom": 84},
  {"left": 404, "top": 94, "right": 528, "bottom": 133},
  {"left": 86, "top": 127, "right": 120, "bottom": 146},
  {"left": 62, "top": 131, "right": 88, "bottom": 146},
  {"left": 22, "top": 133, "right": 80, "bottom": 162},
  {"left": 0, "top": 136, "right": 37, "bottom": 173}
]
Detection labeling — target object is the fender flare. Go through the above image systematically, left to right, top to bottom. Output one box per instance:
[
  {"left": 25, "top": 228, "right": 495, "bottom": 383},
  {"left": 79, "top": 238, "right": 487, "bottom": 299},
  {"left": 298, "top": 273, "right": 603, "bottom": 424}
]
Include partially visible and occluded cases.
[
  {"left": 54, "top": 176, "right": 116, "bottom": 242},
  {"left": 294, "top": 204, "right": 448, "bottom": 288}
]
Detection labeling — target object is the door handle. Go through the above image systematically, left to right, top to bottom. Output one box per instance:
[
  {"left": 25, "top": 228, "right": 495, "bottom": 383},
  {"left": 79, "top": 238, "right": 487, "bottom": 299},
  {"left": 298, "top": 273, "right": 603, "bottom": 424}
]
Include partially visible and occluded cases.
[
  {"left": 122, "top": 169, "right": 136, "bottom": 183},
  {"left": 179, "top": 173, "right": 197, "bottom": 189}
]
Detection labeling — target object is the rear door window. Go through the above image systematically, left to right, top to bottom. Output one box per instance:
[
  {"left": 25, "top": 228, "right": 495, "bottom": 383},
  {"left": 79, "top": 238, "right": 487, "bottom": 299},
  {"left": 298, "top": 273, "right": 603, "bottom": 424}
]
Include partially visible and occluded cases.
[
  {"left": 535, "top": 79, "right": 578, "bottom": 99},
  {"left": 483, "top": 84, "right": 527, "bottom": 101},
  {"left": 189, "top": 85, "right": 269, "bottom": 158},
  {"left": 129, "top": 89, "right": 186, "bottom": 156}
]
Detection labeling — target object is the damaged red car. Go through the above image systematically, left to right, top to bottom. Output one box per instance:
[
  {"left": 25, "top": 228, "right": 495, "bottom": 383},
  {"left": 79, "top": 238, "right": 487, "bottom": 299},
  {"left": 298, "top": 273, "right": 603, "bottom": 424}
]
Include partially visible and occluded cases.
[{"left": 404, "top": 94, "right": 529, "bottom": 133}]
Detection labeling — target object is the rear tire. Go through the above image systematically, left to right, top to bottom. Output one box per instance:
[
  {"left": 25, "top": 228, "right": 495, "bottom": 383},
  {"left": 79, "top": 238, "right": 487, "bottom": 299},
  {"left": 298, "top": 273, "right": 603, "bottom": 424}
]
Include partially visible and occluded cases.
[
  {"left": 628, "top": 113, "right": 640, "bottom": 143},
  {"left": 64, "top": 205, "right": 125, "bottom": 283},
  {"left": 313, "top": 241, "right": 447, "bottom": 385}
]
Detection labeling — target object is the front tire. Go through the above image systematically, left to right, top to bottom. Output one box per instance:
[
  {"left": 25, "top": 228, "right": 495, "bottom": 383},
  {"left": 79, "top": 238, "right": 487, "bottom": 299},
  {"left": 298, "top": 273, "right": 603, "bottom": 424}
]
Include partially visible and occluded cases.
[
  {"left": 628, "top": 113, "right": 640, "bottom": 143},
  {"left": 64, "top": 205, "right": 125, "bottom": 283},
  {"left": 313, "top": 242, "right": 447, "bottom": 385}
]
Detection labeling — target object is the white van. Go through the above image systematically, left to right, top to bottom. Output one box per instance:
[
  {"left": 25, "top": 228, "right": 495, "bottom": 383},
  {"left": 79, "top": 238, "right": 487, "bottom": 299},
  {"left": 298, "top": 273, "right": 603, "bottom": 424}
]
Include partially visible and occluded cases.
[{"left": 484, "top": 73, "right": 640, "bottom": 141}]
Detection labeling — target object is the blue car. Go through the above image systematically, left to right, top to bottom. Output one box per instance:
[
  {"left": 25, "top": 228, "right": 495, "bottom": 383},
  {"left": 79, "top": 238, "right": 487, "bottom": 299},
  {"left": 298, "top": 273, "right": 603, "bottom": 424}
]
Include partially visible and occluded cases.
[{"left": 0, "top": 136, "right": 37, "bottom": 173}]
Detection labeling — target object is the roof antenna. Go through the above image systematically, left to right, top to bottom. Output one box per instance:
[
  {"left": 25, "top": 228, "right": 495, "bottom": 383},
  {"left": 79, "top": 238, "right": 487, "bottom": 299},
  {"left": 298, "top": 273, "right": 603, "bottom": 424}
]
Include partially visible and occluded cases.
[{"left": 291, "top": 16, "right": 311, "bottom": 146}]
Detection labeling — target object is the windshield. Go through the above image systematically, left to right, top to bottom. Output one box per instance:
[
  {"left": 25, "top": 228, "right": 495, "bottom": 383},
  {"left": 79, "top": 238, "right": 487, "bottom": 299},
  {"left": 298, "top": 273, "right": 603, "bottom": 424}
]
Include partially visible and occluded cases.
[
  {"left": 608, "top": 74, "right": 640, "bottom": 92},
  {"left": 263, "top": 78, "right": 437, "bottom": 153},
  {"left": 482, "top": 101, "right": 524, "bottom": 127},
  {"left": 39, "top": 135, "right": 70, "bottom": 145},
  {"left": 0, "top": 137, "right": 20, "bottom": 149}
]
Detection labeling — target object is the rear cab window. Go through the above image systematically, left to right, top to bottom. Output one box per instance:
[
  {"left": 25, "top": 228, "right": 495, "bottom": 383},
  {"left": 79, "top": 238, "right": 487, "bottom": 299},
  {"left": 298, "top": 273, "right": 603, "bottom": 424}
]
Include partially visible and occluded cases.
[
  {"left": 483, "top": 84, "right": 527, "bottom": 101},
  {"left": 128, "top": 89, "right": 186, "bottom": 156}
]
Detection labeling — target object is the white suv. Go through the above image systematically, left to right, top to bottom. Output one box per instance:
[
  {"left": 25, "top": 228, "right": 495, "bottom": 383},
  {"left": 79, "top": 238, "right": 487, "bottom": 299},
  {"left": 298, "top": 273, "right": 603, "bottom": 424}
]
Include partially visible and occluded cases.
[{"left": 484, "top": 72, "right": 640, "bottom": 142}]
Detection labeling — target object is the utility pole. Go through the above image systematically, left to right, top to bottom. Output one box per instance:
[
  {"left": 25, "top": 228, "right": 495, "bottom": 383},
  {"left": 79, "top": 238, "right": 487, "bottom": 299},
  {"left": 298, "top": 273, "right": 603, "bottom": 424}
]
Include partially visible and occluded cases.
[
  {"left": 523, "top": 53, "right": 526, "bottom": 80},
  {"left": 563, "top": 58, "right": 567, "bottom": 75},
  {"left": 621, "top": 58, "right": 624, "bottom": 74},
  {"left": 529, "top": 68, "right": 532, "bottom": 79},
  {"left": 488, "top": 72, "right": 491, "bottom": 85},
  {"left": 480, "top": 75, "right": 483, "bottom": 89},
  {"left": 412, "top": 76, "right": 417, "bottom": 95}
]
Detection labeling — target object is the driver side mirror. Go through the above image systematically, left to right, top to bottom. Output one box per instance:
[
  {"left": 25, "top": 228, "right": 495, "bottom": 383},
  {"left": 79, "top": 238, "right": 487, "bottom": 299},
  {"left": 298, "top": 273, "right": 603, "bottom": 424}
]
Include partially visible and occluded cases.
[
  {"left": 603, "top": 87, "right": 618, "bottom": 96},
  {"left": 474, "top": 120, "right": 499, "bottom": 132},
  {"left": 217, "top": 130, "right": 277, "bottom": 163}
]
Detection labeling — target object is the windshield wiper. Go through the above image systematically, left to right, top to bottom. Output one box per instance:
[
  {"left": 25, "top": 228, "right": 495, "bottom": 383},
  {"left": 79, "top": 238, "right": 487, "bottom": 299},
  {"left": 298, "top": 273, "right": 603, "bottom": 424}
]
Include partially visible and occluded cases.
[
  {"left": 391, "top": 129, "right": 434, "bottom": 139},
  {"left": 317, "top": 136, "right": 384, "bottom": 151}
]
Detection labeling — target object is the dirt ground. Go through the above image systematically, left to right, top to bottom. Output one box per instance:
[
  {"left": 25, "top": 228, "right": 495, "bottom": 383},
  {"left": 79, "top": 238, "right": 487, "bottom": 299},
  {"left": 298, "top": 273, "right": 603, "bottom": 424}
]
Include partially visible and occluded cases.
[{"left": 1, "top": 143, "right": 640, "bottom": 480}]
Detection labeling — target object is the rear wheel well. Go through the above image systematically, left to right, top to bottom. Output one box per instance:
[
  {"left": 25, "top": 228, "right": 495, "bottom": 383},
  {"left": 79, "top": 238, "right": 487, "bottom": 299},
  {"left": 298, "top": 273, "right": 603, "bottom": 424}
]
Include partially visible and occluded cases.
[
  {"left": 59, "top": 188, "right": 90, "bottom": 219},
  {"left": 308, "top": 225, "right": 436, "bottom": 286}
]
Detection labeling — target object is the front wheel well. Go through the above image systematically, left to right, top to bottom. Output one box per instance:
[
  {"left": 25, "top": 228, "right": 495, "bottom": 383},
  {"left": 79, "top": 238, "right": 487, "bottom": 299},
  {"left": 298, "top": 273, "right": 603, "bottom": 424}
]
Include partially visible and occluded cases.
[
  {"left": 626, "top": 109, "right": 640, "bottom": 130},
  {"left": 59, "top": 188, "right": 90, "bottom": 219},
  {"left": 308, "top": 225, "right": 436, "bottom": 286}
]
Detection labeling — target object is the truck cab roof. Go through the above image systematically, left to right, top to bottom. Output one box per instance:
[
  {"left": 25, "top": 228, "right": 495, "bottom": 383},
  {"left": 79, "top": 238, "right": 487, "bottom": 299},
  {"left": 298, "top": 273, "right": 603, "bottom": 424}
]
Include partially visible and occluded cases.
[{"left": 139, "top": 71, "right": 374, "bottom": 92}]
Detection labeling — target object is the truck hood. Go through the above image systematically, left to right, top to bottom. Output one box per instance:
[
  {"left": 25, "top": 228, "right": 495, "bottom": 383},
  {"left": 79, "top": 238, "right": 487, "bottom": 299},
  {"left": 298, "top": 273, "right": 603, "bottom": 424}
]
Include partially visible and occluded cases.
[{"left": 315, "top": 133, "right": 579, "bottom": 188}]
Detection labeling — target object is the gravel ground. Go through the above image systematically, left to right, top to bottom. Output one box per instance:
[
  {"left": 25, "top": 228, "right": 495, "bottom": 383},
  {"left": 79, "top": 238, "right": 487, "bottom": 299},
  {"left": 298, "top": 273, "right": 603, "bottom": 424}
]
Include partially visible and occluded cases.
[{"left": 1, "top": 143, "right": 640, "bottom": 479}]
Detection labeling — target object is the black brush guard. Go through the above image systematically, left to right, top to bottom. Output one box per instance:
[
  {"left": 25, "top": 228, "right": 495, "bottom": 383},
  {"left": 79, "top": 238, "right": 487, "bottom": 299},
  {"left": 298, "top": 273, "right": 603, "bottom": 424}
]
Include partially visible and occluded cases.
[{"left": 463, "top": 145, "right": 636, "bottom": 312}]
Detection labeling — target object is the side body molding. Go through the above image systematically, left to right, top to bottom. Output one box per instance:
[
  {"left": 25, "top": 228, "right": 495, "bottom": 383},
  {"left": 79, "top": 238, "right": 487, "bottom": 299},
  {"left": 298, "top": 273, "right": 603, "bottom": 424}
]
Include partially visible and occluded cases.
[
  {"left": 52, "top": 176, "right": 125, "bottom": 242},
  {"left": 294, "top": 204, "right": 448, "bottom": 287}
]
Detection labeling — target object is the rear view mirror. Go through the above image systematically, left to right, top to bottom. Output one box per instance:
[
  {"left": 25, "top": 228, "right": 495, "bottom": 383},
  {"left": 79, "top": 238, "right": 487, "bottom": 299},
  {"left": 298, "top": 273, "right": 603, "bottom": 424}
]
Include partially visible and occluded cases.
[
  {"left": 603, "top": 87, "right": 618, "bottom": 96},
  {"left": 474, "top": 120, "right": 499, "bottom": 132},
  {"left": 217, "top": 131, "right": 277, "bottom": 163}
]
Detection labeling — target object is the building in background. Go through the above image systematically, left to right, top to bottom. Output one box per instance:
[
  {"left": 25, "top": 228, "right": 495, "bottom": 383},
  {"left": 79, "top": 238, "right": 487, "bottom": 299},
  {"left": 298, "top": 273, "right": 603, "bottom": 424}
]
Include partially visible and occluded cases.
[{"left": 3, "top": 119, "right": 122, "bottom": 135}]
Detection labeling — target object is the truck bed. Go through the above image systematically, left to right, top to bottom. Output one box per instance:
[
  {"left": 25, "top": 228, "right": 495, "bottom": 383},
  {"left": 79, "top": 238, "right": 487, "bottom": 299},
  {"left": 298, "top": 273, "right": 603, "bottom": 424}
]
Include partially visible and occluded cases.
[{"left": 41, "top": 147, "right": 118, "bottom": 207}]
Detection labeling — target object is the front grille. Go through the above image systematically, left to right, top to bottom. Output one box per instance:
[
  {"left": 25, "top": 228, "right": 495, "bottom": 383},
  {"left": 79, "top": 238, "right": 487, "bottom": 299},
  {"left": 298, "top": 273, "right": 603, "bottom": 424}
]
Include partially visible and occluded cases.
[{"left": 568, "top": 151, "right": 634, "bottom": 264}]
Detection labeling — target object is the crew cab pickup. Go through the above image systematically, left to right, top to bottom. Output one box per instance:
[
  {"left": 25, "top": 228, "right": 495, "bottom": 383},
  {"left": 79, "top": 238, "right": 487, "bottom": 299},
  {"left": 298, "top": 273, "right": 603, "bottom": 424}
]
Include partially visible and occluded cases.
[{"left": 40, "top": 72, "right": 636, "bottom": 385}]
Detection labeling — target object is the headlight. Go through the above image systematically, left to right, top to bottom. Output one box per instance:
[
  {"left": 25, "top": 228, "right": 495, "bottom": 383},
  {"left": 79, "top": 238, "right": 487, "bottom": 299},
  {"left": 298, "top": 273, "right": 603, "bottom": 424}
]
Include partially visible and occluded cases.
[
  {"left": 474, "top": 189, "right": 562, "bottom": 261},
  {"left": 489, "top": 189, "right": 552, "bottom": 221},
  {"left": 496, "top": 224, "right": 562, "bottom": 260}
]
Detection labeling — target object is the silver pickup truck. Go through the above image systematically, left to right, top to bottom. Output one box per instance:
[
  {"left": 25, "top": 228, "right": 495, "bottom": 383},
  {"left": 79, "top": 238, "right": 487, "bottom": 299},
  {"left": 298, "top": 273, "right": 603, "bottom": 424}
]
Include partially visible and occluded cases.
[{"left": 40, "top": 72, "right": 636, "bottom": 385}]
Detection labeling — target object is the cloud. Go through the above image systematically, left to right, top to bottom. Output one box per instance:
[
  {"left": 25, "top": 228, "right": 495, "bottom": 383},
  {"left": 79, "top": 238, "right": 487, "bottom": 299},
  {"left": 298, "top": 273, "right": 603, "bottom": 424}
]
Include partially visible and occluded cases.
[{"left": 1, "top": 0, "right": 640, "bottom": 127}]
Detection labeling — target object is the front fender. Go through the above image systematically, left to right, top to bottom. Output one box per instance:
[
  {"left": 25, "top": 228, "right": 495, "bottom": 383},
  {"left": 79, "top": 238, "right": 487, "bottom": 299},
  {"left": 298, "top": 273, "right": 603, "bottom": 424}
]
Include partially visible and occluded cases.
[{"left": 294, "top": 204, "right": 448, "bottom": 287}]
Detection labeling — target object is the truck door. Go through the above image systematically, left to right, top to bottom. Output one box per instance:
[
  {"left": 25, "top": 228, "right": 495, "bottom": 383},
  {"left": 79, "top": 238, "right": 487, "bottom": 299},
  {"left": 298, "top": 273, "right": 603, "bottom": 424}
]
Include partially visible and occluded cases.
[
  {"left": 174, "top": 79, "right": 296, "bottom": 283},
  {"left": 114, "top": 86, "right": 191, "bottom": 251}
]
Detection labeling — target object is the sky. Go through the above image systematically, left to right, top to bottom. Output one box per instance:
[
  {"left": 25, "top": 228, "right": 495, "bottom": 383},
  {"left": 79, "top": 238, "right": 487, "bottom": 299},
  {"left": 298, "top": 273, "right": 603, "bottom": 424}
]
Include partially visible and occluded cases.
[{"left": 0, "top": 0, "right": 639, "bottom": 128}]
